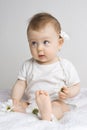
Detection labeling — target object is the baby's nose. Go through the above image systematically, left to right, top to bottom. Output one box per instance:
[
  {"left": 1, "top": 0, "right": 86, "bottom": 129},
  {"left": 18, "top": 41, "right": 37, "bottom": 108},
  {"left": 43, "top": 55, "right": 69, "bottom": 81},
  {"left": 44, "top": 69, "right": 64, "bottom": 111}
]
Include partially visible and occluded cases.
[{"left": 37, "top": 43, "right": 44, "bottom": 51}]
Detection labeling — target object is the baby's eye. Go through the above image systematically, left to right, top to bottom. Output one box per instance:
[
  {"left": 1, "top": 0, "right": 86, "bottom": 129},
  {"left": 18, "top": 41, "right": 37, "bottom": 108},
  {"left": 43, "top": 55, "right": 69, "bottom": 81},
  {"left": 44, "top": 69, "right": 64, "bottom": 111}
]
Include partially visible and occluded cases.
[
  {"left": 43, "top": 40, "right": 49, "bottom": 45},
  {"left": 31, "top": 41, "right": 37, "bottom": 47}
]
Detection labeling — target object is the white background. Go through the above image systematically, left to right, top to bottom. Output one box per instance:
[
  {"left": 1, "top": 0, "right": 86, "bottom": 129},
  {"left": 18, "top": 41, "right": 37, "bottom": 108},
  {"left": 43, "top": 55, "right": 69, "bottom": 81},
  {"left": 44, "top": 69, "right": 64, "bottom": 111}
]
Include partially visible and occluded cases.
[{"left": 0, "top": 0, "right": 87, "bottom": 89}]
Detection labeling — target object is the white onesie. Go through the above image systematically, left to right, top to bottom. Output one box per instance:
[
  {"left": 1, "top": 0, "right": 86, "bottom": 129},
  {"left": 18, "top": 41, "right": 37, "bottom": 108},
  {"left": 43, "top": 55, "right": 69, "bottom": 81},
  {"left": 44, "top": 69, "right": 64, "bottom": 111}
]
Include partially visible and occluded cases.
[{"left": 18, "top": 57, "right": 80, "bottom": 107}]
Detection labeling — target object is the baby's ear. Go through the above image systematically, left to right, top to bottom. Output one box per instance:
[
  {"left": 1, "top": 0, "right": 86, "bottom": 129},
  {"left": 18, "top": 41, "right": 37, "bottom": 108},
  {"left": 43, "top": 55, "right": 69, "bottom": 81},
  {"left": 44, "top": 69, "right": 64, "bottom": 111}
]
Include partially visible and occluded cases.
[
  {"left": 58, "top": 37, "right": 64, "bottom": 50},
  {"left": 59, "top": 37, "right": 64, "bottom": 44}
]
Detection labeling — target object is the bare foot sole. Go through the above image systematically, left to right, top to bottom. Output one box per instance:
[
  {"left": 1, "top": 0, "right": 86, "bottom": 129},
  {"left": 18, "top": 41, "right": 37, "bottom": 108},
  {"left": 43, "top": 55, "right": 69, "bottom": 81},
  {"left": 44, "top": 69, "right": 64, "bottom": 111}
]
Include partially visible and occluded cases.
[{"left": 35, "top": 90, "right": 52, "bottom": 121}]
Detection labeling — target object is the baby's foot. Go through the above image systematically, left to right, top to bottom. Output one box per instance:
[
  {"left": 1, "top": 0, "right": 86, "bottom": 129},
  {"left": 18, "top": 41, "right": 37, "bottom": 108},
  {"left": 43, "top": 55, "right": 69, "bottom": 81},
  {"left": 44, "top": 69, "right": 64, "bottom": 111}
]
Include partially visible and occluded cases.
[
  {"left": 35, "top": 90, "right": 52, "bottom": 121},
  {"left": 13, "top": 102, "right": 28, "bottom": 113}
]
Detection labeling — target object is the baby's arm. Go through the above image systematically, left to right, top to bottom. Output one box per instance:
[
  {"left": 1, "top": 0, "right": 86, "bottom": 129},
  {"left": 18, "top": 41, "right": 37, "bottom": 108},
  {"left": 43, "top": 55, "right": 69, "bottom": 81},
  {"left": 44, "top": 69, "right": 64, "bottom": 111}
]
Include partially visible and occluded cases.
[
  {"left": 12, "top": 79, "right": 27, "bottom": 105},
  {"left": 59, "top": 83, "right": 80, "bottom": 100}
]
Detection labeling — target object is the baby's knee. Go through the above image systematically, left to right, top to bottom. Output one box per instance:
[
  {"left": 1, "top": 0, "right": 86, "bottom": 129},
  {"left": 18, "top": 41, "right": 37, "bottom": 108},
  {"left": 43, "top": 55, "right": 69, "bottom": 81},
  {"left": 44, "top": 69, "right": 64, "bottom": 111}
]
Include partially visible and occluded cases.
[{"left": 52, "top": 101, "right": 61, "bottom": 107}]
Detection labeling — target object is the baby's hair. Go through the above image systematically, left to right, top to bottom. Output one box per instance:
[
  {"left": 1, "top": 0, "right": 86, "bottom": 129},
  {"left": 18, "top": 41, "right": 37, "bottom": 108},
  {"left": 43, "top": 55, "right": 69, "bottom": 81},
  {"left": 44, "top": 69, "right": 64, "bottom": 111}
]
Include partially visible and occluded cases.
[{"left": 27, "top": 12, "right": 61, "bottom": 37}]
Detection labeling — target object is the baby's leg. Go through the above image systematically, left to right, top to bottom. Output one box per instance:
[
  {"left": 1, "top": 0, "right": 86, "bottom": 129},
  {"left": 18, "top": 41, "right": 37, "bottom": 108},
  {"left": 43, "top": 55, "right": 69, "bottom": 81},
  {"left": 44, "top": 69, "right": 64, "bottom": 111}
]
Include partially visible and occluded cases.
[
  {"left": 35, "top": 90, "right": 52, "bottom": 121},
  {"left": 35, "top": 90, "right": 70, "bottom": 121},
  {"left": 52, "top": 100, "right": 70, "bottom": 119}
]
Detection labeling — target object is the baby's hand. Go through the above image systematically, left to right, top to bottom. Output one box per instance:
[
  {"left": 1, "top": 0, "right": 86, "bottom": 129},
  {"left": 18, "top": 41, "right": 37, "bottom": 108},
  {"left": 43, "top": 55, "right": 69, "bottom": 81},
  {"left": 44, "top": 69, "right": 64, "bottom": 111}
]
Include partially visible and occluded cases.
[
  {"left": 58, "top": 86, "right": 70, "bottom": 100},
  {"left": 12, "top": 98, "right": 21, "bottom": 111},
  {"left": 12, "top": 98, "right": 20, "bottom": 106}
]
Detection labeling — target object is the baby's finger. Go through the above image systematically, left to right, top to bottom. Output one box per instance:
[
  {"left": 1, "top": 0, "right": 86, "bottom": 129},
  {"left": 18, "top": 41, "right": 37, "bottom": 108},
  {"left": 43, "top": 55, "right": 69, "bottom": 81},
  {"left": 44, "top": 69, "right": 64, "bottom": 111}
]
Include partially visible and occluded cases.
[
  {"left": 61, "top": 87, "right": 68, "bottom": 94},
  {"left": 59, "top": 91, "right": 67, "bottom": 97},
  {"left": 59, "top": 93, "right": 67, "bottom": 99}
]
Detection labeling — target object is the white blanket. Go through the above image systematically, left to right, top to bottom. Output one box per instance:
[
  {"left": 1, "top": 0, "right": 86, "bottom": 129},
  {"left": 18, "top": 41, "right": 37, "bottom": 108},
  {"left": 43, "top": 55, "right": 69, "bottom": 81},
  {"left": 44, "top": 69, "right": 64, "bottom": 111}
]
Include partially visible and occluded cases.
[{"left": 0, "top": 88, "right": 87, "bottom": 130}]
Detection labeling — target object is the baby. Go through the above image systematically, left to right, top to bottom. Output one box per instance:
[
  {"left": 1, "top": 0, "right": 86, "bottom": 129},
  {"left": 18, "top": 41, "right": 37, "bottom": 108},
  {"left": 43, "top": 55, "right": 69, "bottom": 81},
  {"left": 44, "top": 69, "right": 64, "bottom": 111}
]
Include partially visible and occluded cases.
[{"left": 12, "top": 12, "right": 80, "bottom": 121}]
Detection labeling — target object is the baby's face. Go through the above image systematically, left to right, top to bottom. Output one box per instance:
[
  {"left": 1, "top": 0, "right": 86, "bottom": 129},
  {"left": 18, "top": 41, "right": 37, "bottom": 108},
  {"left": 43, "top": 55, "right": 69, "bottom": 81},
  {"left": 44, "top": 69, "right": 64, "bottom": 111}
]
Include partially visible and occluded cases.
[{"left": 28, "top": 23, "right": 63, "bottom": 64}]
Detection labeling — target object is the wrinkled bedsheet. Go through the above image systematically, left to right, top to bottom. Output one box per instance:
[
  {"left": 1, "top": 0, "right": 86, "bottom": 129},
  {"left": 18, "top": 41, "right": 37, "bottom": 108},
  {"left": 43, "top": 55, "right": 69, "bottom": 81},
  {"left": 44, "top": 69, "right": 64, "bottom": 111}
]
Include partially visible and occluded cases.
[{"left": 0, "top": 88, "right": 87, "bottom": 130}]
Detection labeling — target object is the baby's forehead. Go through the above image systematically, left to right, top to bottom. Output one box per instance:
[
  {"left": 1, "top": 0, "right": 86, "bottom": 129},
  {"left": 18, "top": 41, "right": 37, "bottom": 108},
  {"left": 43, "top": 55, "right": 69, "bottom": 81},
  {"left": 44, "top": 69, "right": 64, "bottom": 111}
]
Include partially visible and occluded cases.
[
  {"left": 30, "top": 22, "right": 51, "bottom": 29},
  {"left": 29, "top": 23, "right": 58, "bottom": 33},
  {"left": 28, "top": 24, "right": 59, "bottom": 41}
]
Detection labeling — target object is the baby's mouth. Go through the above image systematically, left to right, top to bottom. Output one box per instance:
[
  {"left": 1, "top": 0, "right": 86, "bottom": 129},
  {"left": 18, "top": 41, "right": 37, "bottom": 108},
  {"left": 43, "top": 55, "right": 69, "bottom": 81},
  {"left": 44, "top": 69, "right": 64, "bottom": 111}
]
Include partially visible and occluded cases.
[{"left": 38, "top": 54, "right": 45, "bottom": 58}]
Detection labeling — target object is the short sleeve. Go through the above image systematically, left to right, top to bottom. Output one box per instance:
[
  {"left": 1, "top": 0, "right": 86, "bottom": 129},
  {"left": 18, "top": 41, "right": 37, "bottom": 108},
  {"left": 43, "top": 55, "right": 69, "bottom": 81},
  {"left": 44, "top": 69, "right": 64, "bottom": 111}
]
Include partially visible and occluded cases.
[
  {"left": 17, "top": 58, "right": 33, "bottom": 81},
  {"left": 62, "top": 59, "right": 80, "bottom": 86},
  {"left": 17, "top": 62, "right": 27, "bottom": 80},
  {"left": 68, "top": 63, "right": 80, "bottom": 86}
]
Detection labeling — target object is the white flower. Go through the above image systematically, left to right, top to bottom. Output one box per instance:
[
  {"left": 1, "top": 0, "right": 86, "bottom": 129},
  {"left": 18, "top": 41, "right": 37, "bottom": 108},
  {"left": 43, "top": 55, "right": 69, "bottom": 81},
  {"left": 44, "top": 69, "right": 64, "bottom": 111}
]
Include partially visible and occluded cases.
[
  {"left": 60, "top": 31, "right": 70, "bottom": 40},
  {"left": 0, "top": 99, "right": 14, "bottom": 112}
]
